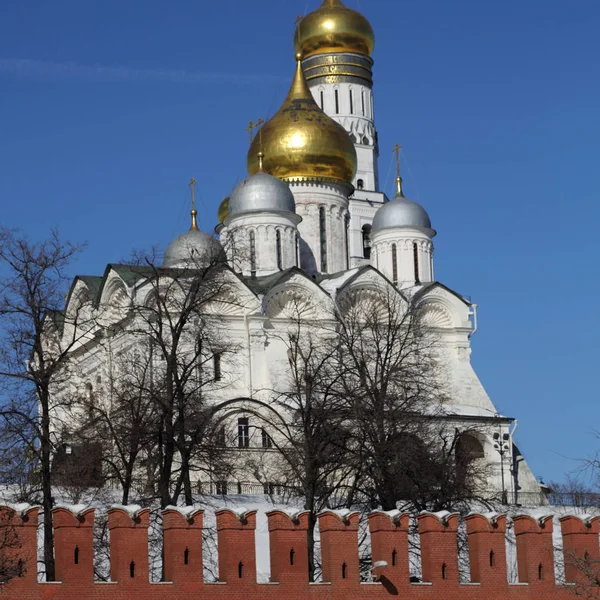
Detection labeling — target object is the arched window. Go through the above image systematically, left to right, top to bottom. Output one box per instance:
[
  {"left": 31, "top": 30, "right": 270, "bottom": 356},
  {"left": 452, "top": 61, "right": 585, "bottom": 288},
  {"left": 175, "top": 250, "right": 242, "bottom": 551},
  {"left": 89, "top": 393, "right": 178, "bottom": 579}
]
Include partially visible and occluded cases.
[
  {"left": 334, "top": 89, "right": 340, "bottom": 114},
  {"left": 349, "top": 89, "right": 354, "bottom": 114},
  {"left": 320, "top": 90, "right": 324, "bottom": 110},
  {"left": 361, "top": 90, "right": 365, "bottom": 116},
  {"left": 357, "top": 179, "right": 364, "bottom": 190},
  {"left": 319, "top": 207, "right": 328, "bottom": 272},
  {"left": 362, "top": 224, "right": 372, "bottom": 260},
  {"left": 249, "top": 230, "right": 256, "bottom": 276},
  {"left": 276, "top": 230, "right": 283, "bottom": 270},
  {"left": 295, "top": 232, "right": 300, "bottom": 267},
  {"left": 413, "top": 242, "right": 420, "bottom": 284},
  {"left": 392, "top": 244, "right": 398, "bottom": 284},
  {"left": 238, "top": 418, "right": 249, "bottom": 448}
]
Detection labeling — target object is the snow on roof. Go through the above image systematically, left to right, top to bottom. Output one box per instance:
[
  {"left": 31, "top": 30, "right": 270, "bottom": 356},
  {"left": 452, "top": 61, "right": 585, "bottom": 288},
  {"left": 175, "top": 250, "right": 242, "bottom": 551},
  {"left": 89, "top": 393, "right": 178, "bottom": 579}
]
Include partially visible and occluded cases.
[
  {"left": 319, "top": 269, "right": 361, "bottom": 299},
  {"left": 437, "top": 403, "right": 509, "bottom": 419},
  {"left": 0, "top": 502, "right": 36, "bottom": 516},
  {"left": 54, "top": 504, "right": 91, "bottom": 517},
  {"left": 109, "top": 504, "right": 144, "bottom": 518},
  {"left": 165, "top": 505, "right": 203, "bottom": 520},
  {"left": 217, "top": 506, "right": 254, "bottom": 520},
  {"left": 271, "top": 508, "right": 307, "bottom": 520},
  {"left": 322, "top": 508, "right": 358, "bottom": 523},
  {"left": 371, "top": 509, "right": 406, "bottom": 523},
  {"left": 419, "top": 510, "right": 458, "bottom": 524},
  {"left": 468, "top": 511, "right": 502, "bottom": 523}
]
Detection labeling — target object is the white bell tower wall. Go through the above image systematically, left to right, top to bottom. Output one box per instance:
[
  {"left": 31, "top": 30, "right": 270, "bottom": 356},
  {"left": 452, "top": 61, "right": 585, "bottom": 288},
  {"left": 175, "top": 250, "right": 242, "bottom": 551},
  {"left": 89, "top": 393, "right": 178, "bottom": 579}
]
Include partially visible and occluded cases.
[{"left": 303, "top": 52, "right": 379, "bottom": 193}]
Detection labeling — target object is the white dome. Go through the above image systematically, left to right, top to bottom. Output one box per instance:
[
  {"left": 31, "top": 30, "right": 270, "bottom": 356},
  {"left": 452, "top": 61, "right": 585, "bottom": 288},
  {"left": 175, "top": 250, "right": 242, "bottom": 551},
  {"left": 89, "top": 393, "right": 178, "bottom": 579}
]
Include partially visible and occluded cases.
[
  {"left": 229, "top": 172, "right": 296, "bottom": 218},
  {"left": 372, "top": 180, "right": 434, "bottom": 234},
  {"left": 163, "top": 229, "right": 223, "bottom": 268}
]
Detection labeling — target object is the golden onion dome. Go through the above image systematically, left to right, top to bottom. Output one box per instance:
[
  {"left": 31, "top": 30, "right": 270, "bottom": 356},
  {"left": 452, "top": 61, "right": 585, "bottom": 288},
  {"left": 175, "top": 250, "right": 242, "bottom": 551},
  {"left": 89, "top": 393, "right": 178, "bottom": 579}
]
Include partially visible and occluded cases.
[
  {"left": 294, "top": 0, "right": 375, "bottom": 59},
  {"left": 247, "top": 55, "right": 357, "bottom": 185},
  {"left": 217, "top": 196, "right": 230, "bottom": 224}
]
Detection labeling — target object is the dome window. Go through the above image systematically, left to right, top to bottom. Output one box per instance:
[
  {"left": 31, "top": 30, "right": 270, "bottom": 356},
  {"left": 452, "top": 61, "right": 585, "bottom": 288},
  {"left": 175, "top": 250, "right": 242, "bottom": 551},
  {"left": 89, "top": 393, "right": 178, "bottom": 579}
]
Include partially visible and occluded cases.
[
  {"left": 334, "top": 89, "right": 340, "bottom": 114},
  {"left": 349, "top": 89, "right": 354, "bottom": 114},
  {"left": 320, "top": 90, "right": 325, "bottom": 110},
  {"left": 361, "top": 90, "right": 365, "bottom": 116},
  {"left": 320, "top": 207, "right": 328, "bottom": 273},
  {"left": 362, "top": 224, "right": 372, "bottom": 259},
  {"left": 276, "top": 230, "right": 283, "bottom": 271},
  {"left": 249, "top": 231, "right": 257, "bottom": 277},
  {"left": 413, "top": 242, "right": 420, "bottom": 284},
  {"left": 392, "top": 244, "right": 398, "bottom": 284}
]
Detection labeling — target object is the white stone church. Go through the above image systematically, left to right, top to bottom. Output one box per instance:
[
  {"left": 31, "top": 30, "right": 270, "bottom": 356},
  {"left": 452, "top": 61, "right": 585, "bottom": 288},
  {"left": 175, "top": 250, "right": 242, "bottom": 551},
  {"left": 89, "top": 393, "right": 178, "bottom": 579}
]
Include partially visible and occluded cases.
[{"left": 53, "top": 0, "right": 541, "bottom": 504}]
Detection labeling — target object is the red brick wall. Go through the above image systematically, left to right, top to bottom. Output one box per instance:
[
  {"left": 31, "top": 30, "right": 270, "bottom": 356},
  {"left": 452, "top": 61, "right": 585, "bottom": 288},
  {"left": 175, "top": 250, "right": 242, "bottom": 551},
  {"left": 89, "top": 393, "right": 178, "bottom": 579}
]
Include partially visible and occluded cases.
[{"left": 0, "top": 505, "right": 593, "bottom": 599}]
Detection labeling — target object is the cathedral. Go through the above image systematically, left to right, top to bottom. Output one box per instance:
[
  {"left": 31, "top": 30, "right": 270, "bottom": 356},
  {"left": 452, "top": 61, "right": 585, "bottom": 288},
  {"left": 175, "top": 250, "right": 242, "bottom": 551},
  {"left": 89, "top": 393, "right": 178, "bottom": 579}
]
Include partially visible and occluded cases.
[{"left": 54, "top": 0, "right": 541, "bottom": 503}]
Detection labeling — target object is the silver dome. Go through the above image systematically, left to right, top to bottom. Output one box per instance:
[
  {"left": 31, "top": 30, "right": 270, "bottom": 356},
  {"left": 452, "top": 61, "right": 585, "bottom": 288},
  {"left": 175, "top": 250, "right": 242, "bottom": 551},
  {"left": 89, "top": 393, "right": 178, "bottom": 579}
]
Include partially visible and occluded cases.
[
  {"left": 228, "top": 172, "right": 296, "bottom": 217},
  {"left": 372, "top": 195, "right": 433, "bottom": 234},
  {"left": 163, "top": 229, "right": 223, "bottom": 268}
]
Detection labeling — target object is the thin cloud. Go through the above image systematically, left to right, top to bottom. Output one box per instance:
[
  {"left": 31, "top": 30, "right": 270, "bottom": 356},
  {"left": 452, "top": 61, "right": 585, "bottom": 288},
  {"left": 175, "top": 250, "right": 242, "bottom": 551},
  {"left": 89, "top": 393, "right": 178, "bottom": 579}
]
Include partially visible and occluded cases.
[{"left": 0, "top": 58, "right": 285, "bottom": 85}]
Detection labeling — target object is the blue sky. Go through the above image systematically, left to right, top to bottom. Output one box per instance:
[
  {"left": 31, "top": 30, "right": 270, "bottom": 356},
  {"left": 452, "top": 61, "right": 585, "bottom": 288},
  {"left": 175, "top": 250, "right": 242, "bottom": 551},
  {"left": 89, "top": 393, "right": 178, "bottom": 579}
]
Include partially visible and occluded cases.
[{"left": 1, "top": 0, "right": 599, "bottom": 485}]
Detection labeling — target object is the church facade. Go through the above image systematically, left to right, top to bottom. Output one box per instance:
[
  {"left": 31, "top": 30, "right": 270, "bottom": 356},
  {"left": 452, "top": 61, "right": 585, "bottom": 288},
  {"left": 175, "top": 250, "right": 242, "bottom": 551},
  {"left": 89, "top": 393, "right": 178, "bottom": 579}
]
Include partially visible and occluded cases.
[{"left": 52, "top": 0, "right": 541, "bottom": 503}]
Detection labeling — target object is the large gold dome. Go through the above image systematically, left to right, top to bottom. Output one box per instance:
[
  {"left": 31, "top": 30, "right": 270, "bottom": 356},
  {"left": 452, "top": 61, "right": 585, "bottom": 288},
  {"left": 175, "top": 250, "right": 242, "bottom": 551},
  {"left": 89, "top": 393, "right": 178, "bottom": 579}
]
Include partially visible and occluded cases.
[
  {"left": 294, "top": 0, "right": 375, "bottom": 59},
  {"left": 247, "top": 55, "right": 357, "bottom": 185}
]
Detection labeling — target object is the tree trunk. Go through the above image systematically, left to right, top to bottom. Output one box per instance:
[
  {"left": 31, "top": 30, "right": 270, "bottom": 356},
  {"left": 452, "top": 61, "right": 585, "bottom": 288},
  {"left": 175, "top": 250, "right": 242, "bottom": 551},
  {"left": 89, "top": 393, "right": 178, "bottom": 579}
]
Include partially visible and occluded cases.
[{"left": 39, "top": 391, "right": 55, "bottom": 581}]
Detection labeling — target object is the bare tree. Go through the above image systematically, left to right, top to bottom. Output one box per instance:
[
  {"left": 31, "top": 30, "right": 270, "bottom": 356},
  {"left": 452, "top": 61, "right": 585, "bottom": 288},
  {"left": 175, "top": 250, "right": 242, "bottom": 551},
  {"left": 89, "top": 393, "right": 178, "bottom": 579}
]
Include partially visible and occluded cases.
[
  {"left": 0, "top": 228, "right": 86, "bottom": 581},
  {"left": 98, "top": 249, "right": 240, "bottom": 508},
  {"left": 335, "top": 284, "right": 488, "bottom": 512},
  {"left": 252, "top": 305, "right": 354, "bottom": 580},
  {"left": 75, "top": 345, "right": 158, "bottom": 505}
]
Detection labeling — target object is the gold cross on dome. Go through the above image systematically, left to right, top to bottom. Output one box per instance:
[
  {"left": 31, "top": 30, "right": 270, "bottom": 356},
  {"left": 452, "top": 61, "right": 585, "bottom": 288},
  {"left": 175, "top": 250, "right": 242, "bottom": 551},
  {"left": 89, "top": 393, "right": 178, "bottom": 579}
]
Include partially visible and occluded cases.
[
  {"left": 246, "top": 118, "right": 264, "bottom": 144},
  {"left": 392, "top": 144, "right": 403, "bottom": 177}
]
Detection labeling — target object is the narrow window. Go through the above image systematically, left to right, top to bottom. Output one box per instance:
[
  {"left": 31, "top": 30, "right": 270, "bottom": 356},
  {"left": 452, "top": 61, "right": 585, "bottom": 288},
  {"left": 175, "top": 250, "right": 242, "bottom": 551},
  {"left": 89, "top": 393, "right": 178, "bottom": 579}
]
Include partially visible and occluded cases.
[
  {"left": 334, "top": 89, "right": 339, "bottom": 114},
  {"left": 349, "top": 89, "right": 354, "bottom": 114},
  {"left": 320, "top": 90, "right": 324, "bottom": 110},
  {"left": 361, "top": 90, "right": 365, "bottom": 115},
  {"left": 370, "top": 91, "right": 374, "bottom": 118},
  {"left": 356, "top": 179, "right": 364, "bottom": 190},
  {"left": 319, "top": 207, "right": 328, "bottom": 273},
  {"left": 345, "top": 215, "right": 350, "bottom": 270},
  {"left": 362, "top": 224, "right": 372, "bottom": 259},
  {"left": 249, "top": 230, "right": 257, "bottom": 276},
  {"left": 276, "top": 230, "right": 283, "bottom": 270},
  {"left": 295, "top": 232, "right": 300, "bottom": 267},
  {"left": 413, "top": 242, "right": 420, "bottom": 284},
  {"left": 392, "top": 243, "right": 398, "bottom": 284},
  {"left": 213, "top": 353, "right": 222, "bottom": 381},
  {"left": 238, "top": 417, "right": 250, "bottom": 448},
  {"left": 216, "top": 426, "right": 226, "bottom": 447},
  {"left": 261, "top": 428, "right": 273, "bottom": 448},
  {"left": 216, "top": 480, "right": 228, "bottom": 495},
  {"left": 237, "top": 481, "right": 243, "bottom": 494},
  {"left": 74, "top": 546, "right": 79, "bottom": 565},
  {"left": 184, "top": 547, "right": 190, "bottom": 565},
  {"left": 290, "top": 548, "right": 295, "bottom": 566},
  {"left": 392, "top": 549, "right": 397, "bottom": 567},
  {"left": 489, "top": 550, "right": 495, "bottom": 567},
  {"left": 17, "top": 559, "right": 24, "bottom": 578},
  {"left": 130, "top": 561, "right": 136, "bottom": 578},
  {"left": 238, "top": 561, "right": 244, "bottom": 579},
  {"left": 342, "top": 562, "right": 347, "bottom": 579},
  {"left": 442, "top": 563, "right": 447, "bottom": 580},
  {"left": 538, "top": 564, "right": 544, "bottom": 580}
]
